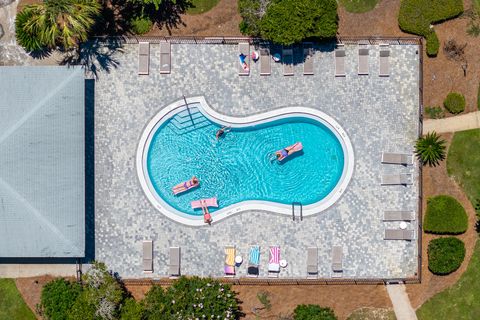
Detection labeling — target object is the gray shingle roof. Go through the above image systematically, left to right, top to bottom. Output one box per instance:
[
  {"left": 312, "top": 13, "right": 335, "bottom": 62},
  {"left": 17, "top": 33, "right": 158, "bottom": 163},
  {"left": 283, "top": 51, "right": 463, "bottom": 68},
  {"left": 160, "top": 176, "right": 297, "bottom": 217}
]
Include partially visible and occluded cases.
[{"left": 0, "top": 66, "right": 85, "bottom": 257}]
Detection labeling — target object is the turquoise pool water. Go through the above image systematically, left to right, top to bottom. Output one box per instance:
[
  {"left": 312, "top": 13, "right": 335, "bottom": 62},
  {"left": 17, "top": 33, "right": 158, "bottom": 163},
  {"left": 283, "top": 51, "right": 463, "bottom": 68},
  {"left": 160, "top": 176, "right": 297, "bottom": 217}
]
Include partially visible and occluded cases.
[{"left": 147, "top": 105, "right": 345, "bottom": 216}]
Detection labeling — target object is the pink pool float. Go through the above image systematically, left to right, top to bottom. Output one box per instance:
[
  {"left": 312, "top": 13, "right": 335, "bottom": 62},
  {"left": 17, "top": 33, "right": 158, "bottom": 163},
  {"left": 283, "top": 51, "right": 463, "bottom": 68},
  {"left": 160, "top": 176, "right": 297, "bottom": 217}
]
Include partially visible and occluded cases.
[{"left": 172, "top": 176, "right": 199, "bottom": 195}]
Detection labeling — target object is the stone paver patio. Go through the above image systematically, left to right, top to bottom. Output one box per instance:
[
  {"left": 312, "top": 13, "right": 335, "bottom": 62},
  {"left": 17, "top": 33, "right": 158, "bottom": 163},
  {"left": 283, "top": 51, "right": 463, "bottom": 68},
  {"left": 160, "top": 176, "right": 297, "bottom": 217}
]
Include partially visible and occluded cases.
[{"left": 94, "top": 41, "right": 420, "bottom": 279}]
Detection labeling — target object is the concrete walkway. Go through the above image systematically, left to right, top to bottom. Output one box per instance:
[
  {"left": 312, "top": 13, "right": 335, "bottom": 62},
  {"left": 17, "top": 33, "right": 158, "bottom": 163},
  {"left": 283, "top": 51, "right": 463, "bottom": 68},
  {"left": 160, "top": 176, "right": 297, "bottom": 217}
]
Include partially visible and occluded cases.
[
  {"left": 424, "top": 111, "right": 480, "bottom": 134},
  {"left": 387, "top": 284, "right": 418, "bottom": 320}
]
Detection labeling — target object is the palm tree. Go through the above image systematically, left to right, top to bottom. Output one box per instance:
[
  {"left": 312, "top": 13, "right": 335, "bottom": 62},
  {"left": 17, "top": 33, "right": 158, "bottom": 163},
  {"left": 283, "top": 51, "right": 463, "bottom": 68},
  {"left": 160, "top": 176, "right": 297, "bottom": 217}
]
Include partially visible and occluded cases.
[
  {"left": 16, "top": 0, "right": 100, "bottom": 52},
  {"left": 415, "top": 131, "right": 446, "bottom": 167}
]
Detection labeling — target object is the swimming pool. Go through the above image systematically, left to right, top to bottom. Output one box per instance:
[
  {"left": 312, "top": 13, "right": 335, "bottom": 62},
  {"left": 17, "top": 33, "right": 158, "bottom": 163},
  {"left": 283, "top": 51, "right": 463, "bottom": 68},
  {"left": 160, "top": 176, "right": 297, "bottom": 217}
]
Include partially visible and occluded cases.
[{"left": 137, "top": 97, "right": 354, "bottom": 226}]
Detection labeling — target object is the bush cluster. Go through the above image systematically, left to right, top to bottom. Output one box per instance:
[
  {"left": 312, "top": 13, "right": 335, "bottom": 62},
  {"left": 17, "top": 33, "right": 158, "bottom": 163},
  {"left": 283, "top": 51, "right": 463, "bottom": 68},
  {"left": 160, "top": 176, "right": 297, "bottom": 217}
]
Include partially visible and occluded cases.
[
  {"left": 239, "top": 0, "right": 338, "bottom": 45},
  {"left": 398, "top": 0, "right": 463, "bottom": 56},
  {"left": 129, "top": 16, "right": 153, "bottom": 35},
  {"left": 443, "top": 92, "right": 466, "bottom": 114},
  {"left": 424, "top": 195, "right": 468, "bottom": 234},
  {"left": 428, "top": 237, "right": 465, "bottom": 275},
  {"left": 39, "top": 272, "right": 240, "bottom": 320},
  {"left": 294, "top": 304, "right": 337, "bottom": 320}
]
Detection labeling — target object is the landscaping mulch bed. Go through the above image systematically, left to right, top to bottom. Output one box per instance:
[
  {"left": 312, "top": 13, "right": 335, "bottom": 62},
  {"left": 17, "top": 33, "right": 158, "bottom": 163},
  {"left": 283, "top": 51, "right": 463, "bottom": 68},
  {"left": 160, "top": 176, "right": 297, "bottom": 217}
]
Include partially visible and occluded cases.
[
  {"left": 146, "top": 0, "right": 242, "bottom": 36},
  {"left": 406, "top": 133, "right": 478, "bottom": 309},
  {"left": 15, "top": 275, "right": 57, "bottom": 319}
]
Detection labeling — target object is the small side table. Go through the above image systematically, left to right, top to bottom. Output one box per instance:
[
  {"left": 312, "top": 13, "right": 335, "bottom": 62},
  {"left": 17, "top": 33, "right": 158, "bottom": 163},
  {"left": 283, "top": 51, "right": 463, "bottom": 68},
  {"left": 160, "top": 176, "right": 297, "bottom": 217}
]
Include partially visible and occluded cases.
[
  {"left": 399, "top": 221, "right": 408, "bottom": 230},
  {"left": 235, "top": 255, "right": 243, "bottom": 265},
  {"left": 280, "top": 259, "right": 288, "bottom": 268}
]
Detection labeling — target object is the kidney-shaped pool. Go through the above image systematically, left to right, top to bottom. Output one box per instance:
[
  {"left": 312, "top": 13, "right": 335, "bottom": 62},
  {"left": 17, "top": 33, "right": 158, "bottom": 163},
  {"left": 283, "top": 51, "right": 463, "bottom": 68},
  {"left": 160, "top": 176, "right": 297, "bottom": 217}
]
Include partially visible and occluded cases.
[{"left": 137, "top": 97, "right": 354, "bottom": 226}]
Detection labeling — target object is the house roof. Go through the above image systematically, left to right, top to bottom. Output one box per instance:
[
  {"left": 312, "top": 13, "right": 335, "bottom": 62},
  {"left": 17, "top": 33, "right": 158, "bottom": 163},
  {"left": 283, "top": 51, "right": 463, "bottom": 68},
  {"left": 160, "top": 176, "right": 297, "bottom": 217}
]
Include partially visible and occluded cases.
[{"left": 0, "top": 66, "right": 85, "bottom": 257}]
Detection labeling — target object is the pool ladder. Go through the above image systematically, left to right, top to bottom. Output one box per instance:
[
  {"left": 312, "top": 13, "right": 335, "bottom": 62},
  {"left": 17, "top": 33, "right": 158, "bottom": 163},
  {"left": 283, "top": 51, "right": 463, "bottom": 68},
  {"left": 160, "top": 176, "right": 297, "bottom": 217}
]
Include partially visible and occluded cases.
[{"left": 292, "top": 202, "right": 303, "bottom": 221}]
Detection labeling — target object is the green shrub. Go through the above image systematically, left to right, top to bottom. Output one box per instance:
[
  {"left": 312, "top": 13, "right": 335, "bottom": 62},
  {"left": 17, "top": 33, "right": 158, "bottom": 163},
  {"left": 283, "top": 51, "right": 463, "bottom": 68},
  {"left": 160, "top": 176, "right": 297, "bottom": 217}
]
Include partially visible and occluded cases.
[
  {"left": 240, "top": 0, "right": 338, "bottom": 45},
  {"left": 398, "top": 0, "right": 463, "bottom": 56},
  {"left": 130, "top": 16, "right": 153, "bottom": 35},
  {"left": 426, "top": 31, "right": 440, "bottom": 56},
  {"left": 477, "top": 83, "right": 480, "bottom": 110},
  {"left": 443, "top": 92, "right": 466, "bottom": 114},
  {"left": 424, "top": 106, "right": 445, "bottom": 119},
  {"left": 415, "top": 131, "right": 446, "bottom": 167},
  {"left": 424, "top": 195, "right": 468, "bottom": 234},
  {"left": 428, "top": 237, "right": 465, "bottom": 275},
  {"left": 143, "top": 276, "right": 240, "bottom": 319},
  {"left": 39, "top": 278, "right": 82, "bottom": 320},
  {"left": 120, "top": 297, "right": 144, "bottom": 320},
  {"left": 294, "top": 304, "right": 337, "bottom": 320}
]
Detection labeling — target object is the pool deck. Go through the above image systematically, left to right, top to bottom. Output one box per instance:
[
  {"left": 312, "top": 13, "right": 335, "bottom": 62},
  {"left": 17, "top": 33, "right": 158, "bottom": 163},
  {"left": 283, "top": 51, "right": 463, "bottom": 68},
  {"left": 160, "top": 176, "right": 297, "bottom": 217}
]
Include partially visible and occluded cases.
[{"left": 94, "top": 40, "right": 421, "bottom": 279}]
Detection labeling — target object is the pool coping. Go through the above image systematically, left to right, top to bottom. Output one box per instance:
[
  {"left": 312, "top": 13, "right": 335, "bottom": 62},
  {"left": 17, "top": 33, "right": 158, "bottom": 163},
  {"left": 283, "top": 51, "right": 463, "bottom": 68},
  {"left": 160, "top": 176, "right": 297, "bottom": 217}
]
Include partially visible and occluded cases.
[{"left": 136, "top": 96, "right": 355, "bottom": 226}]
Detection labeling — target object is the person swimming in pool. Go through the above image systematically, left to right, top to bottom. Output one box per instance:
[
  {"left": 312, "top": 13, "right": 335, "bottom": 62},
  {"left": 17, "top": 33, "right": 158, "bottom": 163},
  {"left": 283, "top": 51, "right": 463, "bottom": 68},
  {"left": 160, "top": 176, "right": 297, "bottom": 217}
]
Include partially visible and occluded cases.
[
  {"left": 216, "top": 126, "right": 230, "bottom": 140},
  {"left": 277, "top": 148, "right": 290, "bottom": 159},
  {"left": 202, "top": 201, "right": 213, "bottom": 225}
]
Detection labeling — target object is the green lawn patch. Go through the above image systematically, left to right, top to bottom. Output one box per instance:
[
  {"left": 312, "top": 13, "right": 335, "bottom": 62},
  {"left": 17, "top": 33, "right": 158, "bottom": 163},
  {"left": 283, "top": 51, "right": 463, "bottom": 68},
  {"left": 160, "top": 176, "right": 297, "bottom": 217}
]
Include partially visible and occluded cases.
[
  {"left": 187, "top": 0, "right": 220, "bottom": 14},
  {"left": 339, "top": 0, "right": 379, "bottom": 13},
  {"left": 398, "top": 0, "right": 463, "bottom": 56},
  {"left": 447, "top": 129, "right": 480, "bottom": 204},
  {"left": 424, "top": 195, "right": 468, "bottom": 234},
  {"left": 428, "top": 237, "right": 465, "bottom": 275},
  {"left": 417, "top": 241, "right": 480, "bottom": 319},
  {"left": 0, "top": 279, "right": 36, "bottom": 320}
]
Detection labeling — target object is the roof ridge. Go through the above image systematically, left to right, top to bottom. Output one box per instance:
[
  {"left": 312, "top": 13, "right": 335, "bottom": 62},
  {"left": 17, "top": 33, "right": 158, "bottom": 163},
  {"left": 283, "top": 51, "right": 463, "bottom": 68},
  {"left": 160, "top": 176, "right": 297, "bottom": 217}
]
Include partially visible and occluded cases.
[
  {"left": 0, "top": 69, "right": 80, "bottom": 146},
  {"left": 0, "top": 176, "right": 83, "bottom": 255}
]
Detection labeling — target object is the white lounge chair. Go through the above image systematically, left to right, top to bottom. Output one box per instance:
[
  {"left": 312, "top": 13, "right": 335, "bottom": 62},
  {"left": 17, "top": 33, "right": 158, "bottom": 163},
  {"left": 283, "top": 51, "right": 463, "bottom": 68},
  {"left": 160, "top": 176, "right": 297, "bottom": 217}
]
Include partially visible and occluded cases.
[
  {"left": 160, "top": 41, "right": 171, "bottom": 74},
  {"left": 138, "top": 42, "right": 150, "bottom": 75},
  {"left": 238, "top": 42, "right": 250, "bottom": 76},
  {"left": 358, "top": 42, "right": 369, "bottom": 75},
  {"left": 379, "top": 43, "right": 390, "bottom": 77},
  {"left": 303, "top": 44, "right": 314, "bottom": 75},
  {"left": 335, "top": 44, "right": 346, "bottom": 77},
  {"left": 260, "top": 48, "right": 271, "bottom": 76},
  {"left": 283, "top": 48, "right": 294, "bottom": 76},
  {"left": 381, "top": 152, "right": 414, "bottom": 166},
  {"left": 381, "top": 173, "right": 413, "bottom": 185},
  {"left": 383, "top": 211, "right": 415, "bottom": 221},
  {"left": 384, "top": 229, "right": 415, "bottom": 240},
  {"left": 143, "top": 240, "right": 153, "bottom": 273},
  {"left": 224, "top": 245, "right": 235, "bottom": 277},
  {"left": 247, "top": 245, "right": 260, "bottom": 277},
  {"left": 268, "top": 246, "right": 280, "bottom": 277},
  {"left": 331, "top": 246, "right": 343, "bottom": 277},
  {"left": 169, "top": 247, "right": 181, "bottom": 278},
  {"left": 307, "top": 247, "right": 318, "bottom": 278}
]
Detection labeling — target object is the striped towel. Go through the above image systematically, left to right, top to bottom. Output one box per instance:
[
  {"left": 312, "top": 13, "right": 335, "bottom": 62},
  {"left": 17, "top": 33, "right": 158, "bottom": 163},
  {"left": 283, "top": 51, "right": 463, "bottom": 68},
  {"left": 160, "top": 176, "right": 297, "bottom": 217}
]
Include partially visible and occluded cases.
[
  {"left": 249, "top": 246, "right": 260, "bottom": 266},
  {"left": 269, "top": 246, "right": 280, "bottom": 264},
  {"left": 225, "top": 247, "right": 235, "bottom": 266}
]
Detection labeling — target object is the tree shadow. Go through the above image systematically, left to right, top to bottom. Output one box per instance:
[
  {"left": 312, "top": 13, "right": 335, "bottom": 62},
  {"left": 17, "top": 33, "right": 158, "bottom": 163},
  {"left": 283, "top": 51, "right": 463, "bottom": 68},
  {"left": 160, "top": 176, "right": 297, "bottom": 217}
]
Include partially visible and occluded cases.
[
  {"left": 144, "top": 0, "right": 193, "bottom": 35},
  {"left": 61, "top": 38, "right": 123, "bottom": 79}
]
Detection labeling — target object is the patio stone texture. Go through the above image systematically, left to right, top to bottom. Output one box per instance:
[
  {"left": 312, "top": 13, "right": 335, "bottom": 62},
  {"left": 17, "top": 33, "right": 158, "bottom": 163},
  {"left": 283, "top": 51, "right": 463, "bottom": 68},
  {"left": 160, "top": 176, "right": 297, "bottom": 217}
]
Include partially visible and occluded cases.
[{"left": 94, "top": 42, "right": 420, "bottom": 279}]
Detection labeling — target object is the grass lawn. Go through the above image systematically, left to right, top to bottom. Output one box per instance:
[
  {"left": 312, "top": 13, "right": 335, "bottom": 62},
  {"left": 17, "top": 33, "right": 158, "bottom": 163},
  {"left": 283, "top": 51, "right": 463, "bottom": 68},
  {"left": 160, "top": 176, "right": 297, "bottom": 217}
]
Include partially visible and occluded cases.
[
  {"left": 187, "top": 0, "right": 220, "bottom": 14},
  {"left": 339, "top": 0, "right": 380, "bottom": 13},
  {"left": 447, "top": 129, "right": 480, "bottom": 203},
  {"left": 417, "top": 241, "right": 480, "bottom": 319},
  {"left": 0, "top": 279, "right": 36, "bottom": 320}
]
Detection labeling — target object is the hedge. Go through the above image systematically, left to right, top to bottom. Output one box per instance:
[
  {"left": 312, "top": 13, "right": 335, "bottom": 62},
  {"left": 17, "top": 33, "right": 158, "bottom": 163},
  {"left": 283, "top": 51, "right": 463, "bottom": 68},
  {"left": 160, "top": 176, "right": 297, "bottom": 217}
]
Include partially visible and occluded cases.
[
  {"left": 240, "top": 0, "right": 338, "bottom": 45},
  {"left": 398, "top": 0, "right": 463, "bottom": 56},
  {"left": 425, "top": 31, "right": 439, "bottom": 57},
  {"left": 477, "top": 83, "right": 480, "bottom": 110},
  {"left": 443, "top": 92, "right": 465, "bottom": 114},
  {"left": 424, "top": 195, "right": 468, "bottom": 234},
  {"left": 428, "top": 237, "right": 465, "bottom": 275},
  {"left": 294, "top": 304, "right": 338, "bottom": 320}
]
